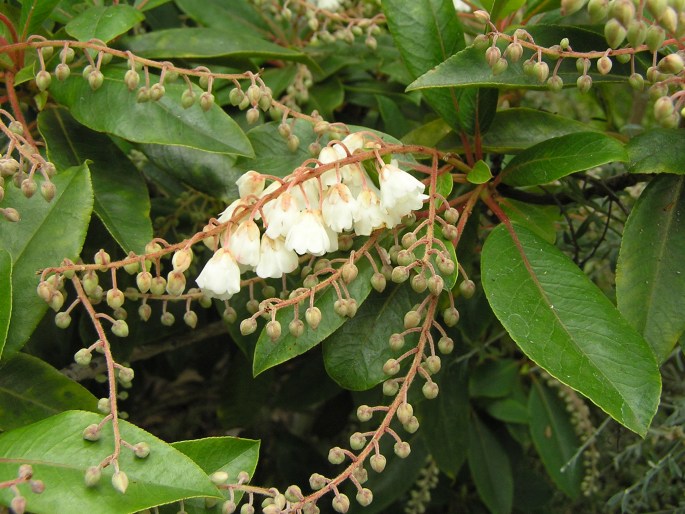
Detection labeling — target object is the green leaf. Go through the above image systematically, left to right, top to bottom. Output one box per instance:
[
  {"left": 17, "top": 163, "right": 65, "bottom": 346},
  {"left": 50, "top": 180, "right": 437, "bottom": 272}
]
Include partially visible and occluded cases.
[
  {"left": 19, "top": 0, "right": 60, "bottom": 37},
  {"left": 175, "top": 0, "right": 268, "bottom": 33},
  {"left": 382, "top": 0, "right": 465, "bottom": 127},
  {"left": 65, "top": 5, "right": 144, "bottom": 43},
  {"left": 408, "top": 26, "right": 632, "bottom": 92},
  {"left": 122, "top": 27, "right": 307, "bottom": 63},
  {"left": 47, "top": 66, "right": 253, "bottom": 157},
  {"left": 307, "top": 77, "right": 344, "bottom": 121},
  {"left": 38, "top": 107, "right": 152, "bottom": 254},
  {"left": 481, "top": 108, "right": 601, "bottom": 153},
  {"left": 401, "top": 118, "right": 452, "bottom": 147},
  {"left": 626, "top": 128, "right": 685, "bottom": 175},
  {"left": 501, "top": 132, "right": 628, "bottom": 187},
  {"left": 467, "top": 159, "right": 492, "bottom": 184},
  {"left": 0, "top": 164, "right": 93, "bottom": 357},
  {"left": 435, "top": 170, "right": 453, "bottom": 208},
  {"left": 616, "top": 175, "right": 685, "bottom": 363},
  {"left": 498, "top": 197, "right": 561, "bottom": 244},
  {"left": 481, "top": 223, "right": 661, "bottom": 436},
  {"left": 0, "top": 251, "right": 11, "bottom": 357},
  {"left": 253, "top": 256, "right": 374, "bottom": 376},
  {"left": 322, "top": 285, "right": 415, "bottom": 391},
  {"left": 0, "top": 353, "right": 97, "bottom": 431},
  {"left": 469, "top": 359, "right": 518, "bottom": 398},
  {"left": 418, "top": 361, "right": 469, "bottom": 477},
  {"left": 528, "top": 380, "right": 583, "bottom": 499},
  {"left": 485, "top": 398, "right": 529, "bottom": 424},
  {"left": 0, "top": 411, "right": 219, "bottom": 513},
  {"left": 468, "top": 413, "right": 513, "bottom": 514},
  {"left": 172, "top": 437, "right": 259, "bottom": 509}
]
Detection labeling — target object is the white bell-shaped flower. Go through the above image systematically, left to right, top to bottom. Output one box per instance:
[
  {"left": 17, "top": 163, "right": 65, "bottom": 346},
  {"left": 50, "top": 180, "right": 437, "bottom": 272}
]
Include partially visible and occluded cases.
[
  {"left": 318, "top": 146, "right": 344, "bottom": 187},
  {"left": 379, "top": 162, "right": 428, "bottom": 219},
  {"left": 236, "top": 170, "right": 265, "bottom": 199},
  {"left": 290, "top": 178, "right": 320, "bottom": 210},
  {"left": 256, "top": 181, "right": 282, "bottom": 221},
  {"left": 322, "top": 183, "right": 356, "bottom": 232},
  {"left": 353, "top": 185, "right": 388, "bottom": 236},
  {"left": 265, "top": 191, "right": 300, "bottom": 239},
  {"left": 217, "top": 198, "right": 252, "bottom": 223},
  {"left": 286, "top": 210, "right": 331, "bottom": 256},
  {"left": 228, "top": 219, "right": 261, "bottom": 268},
  {"left": 256, "top": 235, "right": 299, "bottom": 278},
  {"left": 196, "top": 248, "right": 241, "bottom": 300}
]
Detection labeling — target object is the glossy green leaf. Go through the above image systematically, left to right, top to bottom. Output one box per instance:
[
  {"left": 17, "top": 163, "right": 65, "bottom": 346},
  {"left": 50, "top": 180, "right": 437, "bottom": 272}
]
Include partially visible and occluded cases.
[
  {"left": 19, "top": 0, "right": 59, "bottom": 37},
  {"left": 175, "top": 0, "right": 268, "bottom": 33},
  {"left": 382, "top": 0, "right": 464, "bottom": 127},
  {"left": 65, "top": 5, "right": 144, "bottom": 43},
  {"left": 408, "top": 26, "right": 632, "bottom": 92},
  {"left": 122, "top": 27, "right": 306, "bottom": 63},
  {"left": 47, "top": 66, "right": 253, "bottom": 157},
  {"left": 307, "top": 77, "right": 344, "bottom": 121},
  {"left": 38, "top": 107, "right": 152, "bottom": 254},
  {"left": 481, "top": 108, "right": 600, "bottom": 153},
  {"left": 401, "top": 118, "right": 452, "bottom": 147},
  {"left": 626, "top": 129, "right": 685, "bottom": 175},
  {"left": 501, "top": 132, "right": 627, "bottom": 187},
  {"left": 468, "top": 160, "right": 492, "bottom": 184},
  {"left": 0, "top": 164, "right": 93, "bottom": 357},
  {"left": 435, "top": 170, "right": 453, "bottom": 208},
  {"left": 616, "top": 175, "right": 685, "bottom": 363},
  {"left": 498, "top": 197, "right": 561, "bottom": 244},
  {"left": 481, "top": 223, "right": 661, "bottom": 436},
  {"left": 0, "top": 251, "right": 11, "bottom": 357},
  {"left": 253, "top": 257, "right": 374, "bottom": 376},
  {"left": 323, "top": 285, "right": 415, "bottom": 391},
  {"left": 0, "top": 353, "right": 97, "bottom": 431},
  {"left": 469, "top": 359, "right": 518, "bottom": 398},
  {"left": 418, "top": 361, "right": 469, "bottom": 477},
  {"left": 528, "top": 380, "right": 583, "bottom": 499},
  {"left": 486, "top": 398, "right": 529, "bottom": 424},
  {"left": 0, "top": 411, "right": 219, "bottom": 513},
  {"left": 468, "top": 413, "right": 513, "bottom": 514},
  {"left": 172, "top": 437, "right": 259, "bottom": 510}
]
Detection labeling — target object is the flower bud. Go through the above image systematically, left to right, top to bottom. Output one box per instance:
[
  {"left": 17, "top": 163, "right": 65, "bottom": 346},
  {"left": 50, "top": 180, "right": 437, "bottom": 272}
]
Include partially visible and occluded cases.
[
  {"left": 610, "top": 0, "right": 635, "bottom": 26},
  {"left": 647, "top": 0, "right": 667, "bottom": 17},
  {"left": 659, "top": 7, "right": 677, "bottom": 34},
  {"left": 473, "top": 9, "right": 490, "bottom": 22},
  {"left": 604, "top": 19, "right": 627, "bottom": 49},
  {"left": 626, "top": 20, "right": 648, "bottom": 48},
  {"left": 473, "top": 34, "right": 490, "bottom": 50},
  {"left": 504, "top": 42, "right": 523, "bottom": 62},
  {"left": 485, "top": 46, "right": 501, "bottom": 68},
  {"left": 658, "top": 53, "right": 684, "bottom": 75},
  {"left": 597, "top": 55, "right": 612, "bottom": 75},
  {"left": 492, "top": 57, "right": 508, "bottom": 76},
  {"left": 533, "top": 61, "right": 549, "bottom": 83},
  {"left": 124, "top": 69, "right": 140, "bottom": 91},
  {"left": 36, "top": 70, "right": 52, "bottom": 91},
  {"left": 88, "top": 70, "right": 104, "bottom": 90},
  {"left": 628, "top": 73, "right": 644, "bottom": 91},
  {"left": 577, "top": 74, "right": 593, "bottom": 93},
  {"left": 546, "top": 75, "right": 563, "bottom": 92},
  {"left": 200, "top": 92, "right": 215, "bottom": 111},
  {"left": 654, "top": 96, "right": 675, "bottom": 120},
  {"left": 246, "top": 107, "right": 260, "bottom": 125},
  {"left": 0, "top": 158, "right": 20, "bottom": 177},
  {"left": 21, "top": 178, "right": 37, "bottom": 198},
  {"left": 39, "top": 180, "right": 56, "bottom": 202},
  {"left": 1, "top": 207, "right": 20, "bottom": 222},
  {"left": 444, "top": 207, "right": 459, "bottom": 224},
  {"left": 341, "top": 262, "right": 358, "bottom": 284},
  {"left": 392, "top": 266, "right": 409, "bottom": 283},
  {"left": 166, "top": 270, "right": 186, "bottom": 296},
  {"left": 82, "top": 272, "right": 99, "bottom": 296},
  {"left": 367, "top": 272, "right": 385, "bottom": 293},
  {"left": 411, "top": 273, "right": 427, "bottom": 293},
  {"left": 427, "top": 275, "right": 444, "bottom": 296},
  {"left": 150, "top": 276, "right": 166, "bottom": 295},
  {"left": 460, "top": 279, "right": 476, "bottom": 298},
  {"left": 107, "top": 288, "right": 125, "bottom": 309},
  {"left": 48, "top": 290, "right": 65, "bottom": 311},
  {"left": 138, "top": 303, "right": 152, "bottom": 321},
  {"left": 305, "top": 307, "right": 322, "bottom": 329},
  {"left": 443, "top": 307, "right": 460, "bottom": 327},
  {"left": 182, "top": 310, "right": 197, "bottom": 329},
  {"left": 404, "top": 310, "right": 421, "bottom": 329},
  {"left": 55, "top": 311, "right": 71, "bottom": 329},
  {"left": 160, "top": 311, "right": 175, "bottom": 326},
  {"left": 240, "top": 318, "right": 257, "bottom": 335},
  {"left": 284, "top": 318, "right": 303, "bottom": 337},
  {"left": 112, "top": 319, "right": 129, "bottom": 337},
  {"left": 266, "top": 320, "right": 282, "bottom": 341},
  {"left": 388, "top": 333, "right": 405, "bottom": 351},
  {"left": 438, "top": 336, "right": 454, "bottom": 354},
  {"left": 74, "top": 348, "right": 92, "bottom": 366},
  {"left": 426, "top": 355, "right": 442, "bottom": 374},
  {"left": 383, "top": 358, "right": 400, "bottom": 376},
  {"left": 383, "top": 380, "right": 399, "bottom": 396},
  {"left": 422, "top": 381, "right": 439, "bottom": 399},
  {"left": 98, "top": 397, "right": 111, "bottom": 414},
  {"left": 397, "top": 403, "right": 413, "bottom": 424},
  {"left": 357, "top": 404, "right": 373, "bottom": 422},
  {"left": 404, "top": 416, "right": 420, "bottom": 433},
  {"left": 83, "top": 423, "right": 101, "bottom": 441},
  {"left": 350, "top": 432, "right": 366, "bottom": 450},
  {"left": 394, "top": 441, "right": 411, "bottom": 458},
  {"left": 133, "top": 442, "right": 150, "bottom": 458},
  {"left": 328, "top": 446, "right": 346, "bottom": 465},
  {"left": 369, "top": 454, "right": 386, "bottom": 473},
  {"left": 84, "top": 466, "right": 102, "bottom": 487},
  {"left": 112, "top": 470, "right": 128, "bottom": 494},
  {"left": 309, "top": 473, "right": 327, "bottom": 490},
  {"left": 30, "top": 479, "right": 45, "bottom": 494},
  {"left": 285, "top": 484, "right": 303, "bottom": 503},
  {"left": 354, "top": 488, "right": 373, "bottom": 507},
  {"left": 332, "top": 494, "right": 350, "bottom": 513},
  {"left": 11, "top": 496, "right": 26, "bottom": 514},
  {"left": 222, "top": 500, "right": 237, "bottom": 514},
  {"left": 240, "top": 504, "right": 254, "bottom": 514}
]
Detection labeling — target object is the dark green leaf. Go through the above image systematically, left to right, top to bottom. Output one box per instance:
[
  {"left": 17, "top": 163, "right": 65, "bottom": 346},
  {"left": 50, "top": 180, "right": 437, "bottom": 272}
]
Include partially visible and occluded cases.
[
  {"left": 19, "top": 0, "right": 60, "bottom": 37},
  {"left": 175, "top": 0, "right": 268, "bottom": 33},
  {"left": 382, "top": 0, "right": 465, "bottom": 127},
  {"left": 65, "top": 5, "right": 144, "bottom": 43},
  {"left": 408, "top": 26, "right": 632, "bottom": 92},
  {"left": 122, "top": 28, "right": 307, "bottom": 63},
  {"left": 47, "top": 66, "right": 253, "bottom": 157},
  {"left": 307, "top": 77, "right": 344, "bottom": 121},
  {"left": 456, "top": 87, "right": 499, "bottom": 136},
  {"left": 38, "top": 107, "right": 152, "bottom": 253},
  {"left": 481, "top": 108, "right": 600, "bottom": 153},
  {"left": 401, "top": 118, "right": 452, "bottom": 148},
  {"left": 626, "top": 128, "right": 685, "bottom": 175},
  {"left": 501, "top": 132, "right": 627, "bottom": 187},
  {"left": 467, "top": 159, "right": 492, "bottom": 184},
  {"left": 0, "top": 164, "right": 93, "bottom": 357},
  {"left": 435, "top": 170, "right": 453, "bottom": 208},
  {"left": 616, "top": 175, "right": 685, "bottom": 363},
  {"left": 498, "top": 197, "right": 561, "bottom": 244},
  {"left": 481, "top": 223, "right": 661, "bottom": 436},
  {"left": 0, "top": 251, "right": 11, "bottom": 357},
  {"left": 253, "top": 257, "right": 374, "bottom": 376},
  {"left": 323, "top": 285, "right": 415, "bottom": 391},
  {"left": 0, "top": 353, "right": 97, "bottom": 431},
  {"left": 469, "top": 359, "right": 518, "bottom": 398},
  {"left": 418, "top": 361, "right": 469, "bottom": 477},
  {"left": 528, "top": 380, "right": 583, "bottom": 499},
  {"left": 485, "top": 398, "right": 529, "bottom": 424},
  {"left": 0, "top": 411, "right": 219, "bottom": 513},
  {"left": 468, "top": 414, "right": 513, "bottom": 514},
  {"left": 172, "top": 437, "right": 259, "bottom": 509}
]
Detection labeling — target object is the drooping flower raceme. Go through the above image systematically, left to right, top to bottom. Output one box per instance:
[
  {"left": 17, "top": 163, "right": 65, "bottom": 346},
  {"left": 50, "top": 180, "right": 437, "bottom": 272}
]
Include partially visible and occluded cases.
[
  {"left": 379, "top": 162, "right": 428, "bottom": 221},
  {"left": 322, "top": 183, "right": 356, "bottom": 232},
  {"left": 354, "top": 185, "right": 388, "bottom": 236},
  {"left": 264, "top": 191, "right": 300, "bottom": 239},
  {"left": 286, "top": 210, "right": 332, "bottom": 256},
  {"left": 228, "top": 219, "right": 261, "bottom": 268},
  {"left": 256, "top": 235, "right": 299, "bottom": 279},
  {"left": 196, "top": 248, "right": 241, "bottom": 300}
]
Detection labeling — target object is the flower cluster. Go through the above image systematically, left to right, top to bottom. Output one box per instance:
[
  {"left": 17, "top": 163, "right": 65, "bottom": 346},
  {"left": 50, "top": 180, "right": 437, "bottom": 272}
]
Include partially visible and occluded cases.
[{"left": 196, "top": 133, "right": 428, "bottom": 300}]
